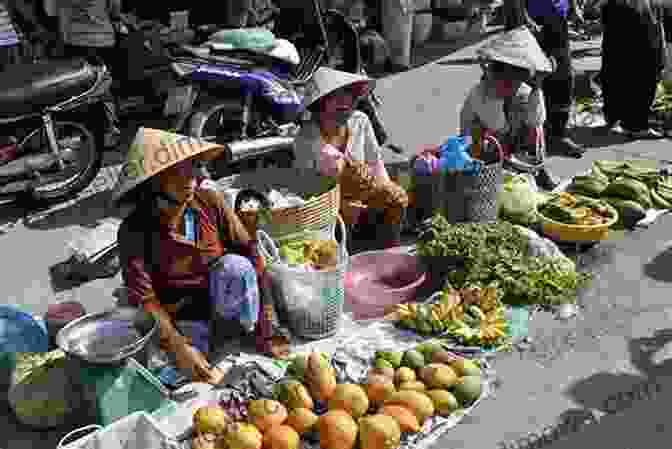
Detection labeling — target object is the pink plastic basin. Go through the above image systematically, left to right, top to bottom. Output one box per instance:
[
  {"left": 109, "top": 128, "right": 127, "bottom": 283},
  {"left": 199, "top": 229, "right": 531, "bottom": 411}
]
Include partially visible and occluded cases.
[{"left": 345, "top": 250, "right": 427, "bottom": 320}]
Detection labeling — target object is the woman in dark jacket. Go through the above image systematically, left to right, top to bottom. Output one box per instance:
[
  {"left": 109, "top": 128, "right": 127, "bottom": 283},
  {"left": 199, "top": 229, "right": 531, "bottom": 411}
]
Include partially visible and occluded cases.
[{"left": 601, "top": 0, "right": 666, "bottom": 138}]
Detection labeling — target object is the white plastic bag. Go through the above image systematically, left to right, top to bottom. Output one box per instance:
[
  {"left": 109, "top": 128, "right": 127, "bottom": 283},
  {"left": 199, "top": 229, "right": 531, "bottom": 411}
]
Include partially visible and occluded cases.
[
  {"left": 498, "top": 174, "right": 546, "bottom": 225},
  {"left": 57, "top": 411, "right": 180, "bottom": 449}
]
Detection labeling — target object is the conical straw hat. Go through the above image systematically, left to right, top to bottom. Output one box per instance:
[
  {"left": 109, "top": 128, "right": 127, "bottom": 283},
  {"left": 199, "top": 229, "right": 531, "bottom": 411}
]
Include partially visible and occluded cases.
[
  {"left": 476, "top": 26, "right": 554, "bottom": 76},
  {"left": 302, "top": 67, "right": 375, "bottom": 108},
  {"left": 111, "top": 128, "right": 225, "bottom": 206}
]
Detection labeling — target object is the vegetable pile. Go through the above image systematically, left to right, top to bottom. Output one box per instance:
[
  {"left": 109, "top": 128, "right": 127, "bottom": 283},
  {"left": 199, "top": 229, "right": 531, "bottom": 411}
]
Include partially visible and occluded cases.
[
  {"left": 564, "top": 160, "right": 672, "bottom": 227},
  {"left": 537, "top": 192, "right": 615, "bottom": 226},
  {"left": 417, "top": 216, "right": 591, "bottom": 306},
  {"left": 393, "top": 286, "right": 509, "bottom": 347}
]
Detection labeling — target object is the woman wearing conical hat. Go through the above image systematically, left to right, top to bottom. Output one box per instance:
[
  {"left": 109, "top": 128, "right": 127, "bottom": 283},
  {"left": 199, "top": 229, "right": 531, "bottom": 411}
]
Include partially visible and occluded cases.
[
  {"left": 460, "top": 26, "right": 561, "bottom": 190},
  {"left": 293, "top": 67, "right": 409, "bottom": 249},
  {"left": 113, "top": 128, "right": 262, "bottom": 383}
]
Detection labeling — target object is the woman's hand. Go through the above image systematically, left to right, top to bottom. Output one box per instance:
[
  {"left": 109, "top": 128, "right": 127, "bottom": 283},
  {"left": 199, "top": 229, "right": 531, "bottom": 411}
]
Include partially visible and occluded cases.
[{"left": 174, "top": 341, "right": 224, "bottom": 384}]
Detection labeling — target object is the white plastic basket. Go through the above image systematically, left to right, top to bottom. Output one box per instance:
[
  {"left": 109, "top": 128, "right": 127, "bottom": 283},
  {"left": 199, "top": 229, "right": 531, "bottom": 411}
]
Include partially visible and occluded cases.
[
  {"left": 257, "top": 216, "right": 349, "bottom": 340},
  {"left": 56, "top": 411, "right": 180, "bottom": 449}
]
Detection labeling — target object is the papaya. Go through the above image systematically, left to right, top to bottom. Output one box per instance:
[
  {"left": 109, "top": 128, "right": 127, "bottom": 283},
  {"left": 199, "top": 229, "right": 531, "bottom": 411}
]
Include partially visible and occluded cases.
[
  {"left": 305, "top": 351, "right": 337, "bottom": 402},
  {"left": 394, "top": 367, "right": 417, "bottom": 385},
  {"left": 365, "top": 375, "right": 396, "bottom": 405},
  {"left": 274, "top": 380, "right": 314, "bottom": 410},
  {"left": 397, "top": 381, "right": 427, "bottom": 392},
  {"left": 328, "top": 384, "right": 370, "bottom": 419},
  {"left": 384, "top": 391, "right": 435, "bottom": 424},
  {"left": 247, "top": 400, "right": 287, "bottom": 432},
  {"left": 378, "top": 405, "right": 421, "bottom": 433},
  {"left": 286, "top": 408, "right": 318, "bottom": 435},
  {"left": 318, "top": 410, "right": 359, "bottom": 449},
  {"left": 358, "top": 414, "right": 401, "bottom": 449},
  {"left": 262, "top": 425, "right": 300, "bottom": 449}
]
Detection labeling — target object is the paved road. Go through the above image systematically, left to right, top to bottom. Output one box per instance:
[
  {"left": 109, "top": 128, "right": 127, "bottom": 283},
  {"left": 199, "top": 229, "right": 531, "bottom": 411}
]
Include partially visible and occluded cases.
[{"left": 3, "top": 30, "right": 672, "bottom": 449}]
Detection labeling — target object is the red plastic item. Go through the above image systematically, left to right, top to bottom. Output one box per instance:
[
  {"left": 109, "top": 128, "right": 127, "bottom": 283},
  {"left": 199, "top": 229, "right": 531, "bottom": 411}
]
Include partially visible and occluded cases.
[{"left": 345, "top": 250, "right": 427, "bottom": 320}]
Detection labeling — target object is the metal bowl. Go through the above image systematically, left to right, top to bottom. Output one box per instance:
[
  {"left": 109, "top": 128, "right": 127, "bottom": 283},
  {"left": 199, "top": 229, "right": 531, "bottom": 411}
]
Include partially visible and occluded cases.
[{"left": 55, "top": 307, "right": 158, "bottom": 365}]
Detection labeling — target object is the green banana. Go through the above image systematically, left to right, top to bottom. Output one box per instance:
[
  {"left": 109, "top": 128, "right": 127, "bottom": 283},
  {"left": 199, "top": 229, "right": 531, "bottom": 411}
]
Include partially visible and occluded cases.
[
  {"left": 651, "top": 188, "right": 672, "bottom": 209},
  {"left": 467, "top": 305, "right": 486, "bottom": 321}
]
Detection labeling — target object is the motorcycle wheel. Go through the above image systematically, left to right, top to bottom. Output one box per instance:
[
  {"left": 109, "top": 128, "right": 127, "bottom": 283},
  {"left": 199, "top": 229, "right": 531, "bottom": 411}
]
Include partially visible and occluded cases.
[
  {"left": 187, "top": 102, "right": 295, "bottom": 179},
  {"left": 25, "top": 121, "right": 102, "bottom": 203}
]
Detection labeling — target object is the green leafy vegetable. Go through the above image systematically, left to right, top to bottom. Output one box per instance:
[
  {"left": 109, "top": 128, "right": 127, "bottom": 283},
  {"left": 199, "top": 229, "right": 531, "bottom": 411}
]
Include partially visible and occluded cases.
[{"left": 417, "top": 215, "right": 591, "bottom": 306}]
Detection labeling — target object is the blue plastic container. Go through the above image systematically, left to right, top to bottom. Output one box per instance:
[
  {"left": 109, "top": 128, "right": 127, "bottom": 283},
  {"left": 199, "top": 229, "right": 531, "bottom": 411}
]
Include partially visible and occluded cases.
[{"left": 0, "top": 305, "right": 49, "bottom": 353}]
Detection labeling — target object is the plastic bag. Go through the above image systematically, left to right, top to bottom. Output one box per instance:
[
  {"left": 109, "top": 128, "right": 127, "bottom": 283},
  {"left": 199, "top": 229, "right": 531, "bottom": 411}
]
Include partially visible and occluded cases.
[
  {"left": 498, "top": 174, "right": 546, "bottom": 225},
  {"left": 8, "top": 350, "right": 74, "bottom": 429},
  {"left": 56, "top": 411, "right": 180, "bottom": 449}
]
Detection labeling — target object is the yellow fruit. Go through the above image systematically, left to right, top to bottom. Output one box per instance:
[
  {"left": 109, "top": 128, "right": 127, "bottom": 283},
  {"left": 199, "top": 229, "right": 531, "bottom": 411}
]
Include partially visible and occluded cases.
[
  {"left": 419, "top": 364, "right": 458, "bottom": 389},
  {"left": 394, "top": 367, "right": 416, "bottom": 385},
  {"left": 365, "top": 377, "right": 396, "bottom": 405},
  {"left": 397, "top": 381, "right": 426, "bottom": 392},
  {"left": 328, "top": 384, "right": 370, "bottom": 419},
  {"left": 425, "top": 390, "right": 460, "bottom": 416},
  {"left": 384, "top": 391, "right": 435, "bottom": 424},
  {"left": 247, "top": 400, "right": 287, "bottom": 432},
  {"left": 193, "top": 405, "right": 232, "bottom": 436},
  {"left": 378, "top": 405, "right": 421, "bottom": 433},
  {"left": 286, "top": 408, "right": 318, "bottom": 435},
  {"left": 318, "top": 410, "right": 359, "bottom": 449},
  {"left": 358, "top": 414, "right": 401, "bottom": 449},
  {"left": 223, "top": 423, "right": 263, "bottom": 449},
  {"left": 262, "top": 425, "right": 300, "bottom": 449}
]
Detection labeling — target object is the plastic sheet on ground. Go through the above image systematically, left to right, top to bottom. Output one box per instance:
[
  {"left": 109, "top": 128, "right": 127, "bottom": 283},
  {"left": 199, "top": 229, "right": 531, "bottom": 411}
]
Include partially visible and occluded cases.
[{"left": 154, "top": 313, "right": 496, "bottom": 449}]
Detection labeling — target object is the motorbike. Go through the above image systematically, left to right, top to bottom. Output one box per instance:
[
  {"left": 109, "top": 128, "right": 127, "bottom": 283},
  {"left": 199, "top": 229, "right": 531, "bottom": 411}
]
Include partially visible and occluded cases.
[
  {"left": 160, "top": 0, "right": 393, "bottom": 179},
  {"left": 0, "top": 57, "right": 115, "bottom": 203}
]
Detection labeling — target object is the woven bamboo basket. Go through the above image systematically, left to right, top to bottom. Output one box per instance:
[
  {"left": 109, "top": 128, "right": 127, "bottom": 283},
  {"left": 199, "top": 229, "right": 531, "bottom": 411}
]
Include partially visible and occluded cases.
[{"left": 215, "top": 168, "right": 341, "bottom": 239}]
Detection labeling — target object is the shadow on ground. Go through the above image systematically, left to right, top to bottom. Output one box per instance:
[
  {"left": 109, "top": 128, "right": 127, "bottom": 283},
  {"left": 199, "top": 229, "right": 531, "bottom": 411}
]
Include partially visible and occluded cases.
[
  {"left": 569, "top": 125, "right": 632, "bottom": 150},
  {"left": 643, "top": 245, "right": 672, "bottom": 283},
  {"left": 498, "top": 329, "right": 672, "bottom": 448}
]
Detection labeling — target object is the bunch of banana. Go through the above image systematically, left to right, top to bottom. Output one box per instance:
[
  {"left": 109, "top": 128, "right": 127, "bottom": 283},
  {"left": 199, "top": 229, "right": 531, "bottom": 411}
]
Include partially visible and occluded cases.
[
  {"left": 478, "top": 287, "right": 500, "bottom": 313},
  {"left": 431, "top": 301, "right": 464, "bottom": 322},
  {"left": 396, "top": 303, "right": 437, "bottom": 335},
  {"left": 477, "top": 307, "right": 508, "bottom": 344}
]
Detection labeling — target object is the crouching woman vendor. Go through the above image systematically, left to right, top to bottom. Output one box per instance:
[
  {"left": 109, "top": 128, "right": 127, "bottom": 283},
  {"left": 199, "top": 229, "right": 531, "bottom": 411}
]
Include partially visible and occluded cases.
[
  {"left": 460, "top": 26, "right": 562, "bottom": 191},
  {"left": 293, "top": 67, "right": 409, "bottom": 248},
  {"left": 114, "top": 128, "right": 259, "bottom": 384}
]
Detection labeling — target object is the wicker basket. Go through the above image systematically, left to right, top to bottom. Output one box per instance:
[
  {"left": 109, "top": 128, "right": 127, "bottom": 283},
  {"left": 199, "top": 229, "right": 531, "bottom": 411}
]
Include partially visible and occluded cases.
[
  {"left": 442, "top": 136, "right": 505, "bottom": 224},
  {"left": 215, "top": 168, "right": 341, "bottom": 239},
  {"left": 257, "top": 217, "right": 348, "bottom": 340}
]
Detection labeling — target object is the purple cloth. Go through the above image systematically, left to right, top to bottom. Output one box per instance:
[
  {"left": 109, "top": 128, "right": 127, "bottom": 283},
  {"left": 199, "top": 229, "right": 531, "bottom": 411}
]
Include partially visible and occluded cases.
[
  {"left": 526, "top": 0, "right": 568, "bottom": 18},
  {"left": 0, "top": 31, "right": 18, "bottom": 47},
  {"left": 209, "top": 254, "right": 259, "bottom": 331}
]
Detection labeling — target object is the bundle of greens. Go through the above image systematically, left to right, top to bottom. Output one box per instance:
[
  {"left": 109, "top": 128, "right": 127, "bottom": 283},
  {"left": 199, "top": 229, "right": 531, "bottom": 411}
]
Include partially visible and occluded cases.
[{"left": 417, "top": 215, "right": 591, "bottom": 306}]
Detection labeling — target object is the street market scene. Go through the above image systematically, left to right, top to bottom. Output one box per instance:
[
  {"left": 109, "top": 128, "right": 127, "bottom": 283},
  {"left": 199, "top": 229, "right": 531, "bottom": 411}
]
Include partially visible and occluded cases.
[{"left": 3, "top": 0, "right": 672, "bottom": 448}]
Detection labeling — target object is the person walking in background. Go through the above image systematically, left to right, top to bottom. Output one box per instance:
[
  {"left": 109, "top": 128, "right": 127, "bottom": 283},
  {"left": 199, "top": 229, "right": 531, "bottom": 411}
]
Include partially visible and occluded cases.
[
  {"left": 512, "top": 0, "right": 587, "bottom": 158},
  {"left": 601, "top": 0, "right": 666, "bottom": 139}
]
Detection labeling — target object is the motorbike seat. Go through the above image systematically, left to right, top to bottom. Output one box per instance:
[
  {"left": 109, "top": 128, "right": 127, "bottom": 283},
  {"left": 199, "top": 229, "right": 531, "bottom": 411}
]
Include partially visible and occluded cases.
[{"left": 0, "top": 58, "right": 97, "bottom": 118}]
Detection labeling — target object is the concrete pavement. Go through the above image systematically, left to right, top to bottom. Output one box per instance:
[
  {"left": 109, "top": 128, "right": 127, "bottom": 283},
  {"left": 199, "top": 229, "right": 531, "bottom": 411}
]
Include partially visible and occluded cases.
[{"left": 2, "top": 29, "right": 672, "bottom": 449}]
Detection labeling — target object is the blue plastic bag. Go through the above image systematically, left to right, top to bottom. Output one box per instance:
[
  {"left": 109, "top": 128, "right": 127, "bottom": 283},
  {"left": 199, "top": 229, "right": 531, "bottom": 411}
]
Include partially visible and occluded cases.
[{"left": 438, "top": 136, "right": 480, "bottom": 175}]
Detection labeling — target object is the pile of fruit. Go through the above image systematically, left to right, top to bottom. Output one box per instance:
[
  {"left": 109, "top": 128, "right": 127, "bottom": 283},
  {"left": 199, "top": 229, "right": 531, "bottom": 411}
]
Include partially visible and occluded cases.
[
  {"left": 564, "top": 160, "right": 672, "bottom": 227},
  {"left": 537, "top": 192, "right": 616, "bottom": 226},
  {"left": 393, "top": 286, "right": 509, "bottom": 347},
  {"left": 189, "top": 346, "right": 483, "bottom": 449}
]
